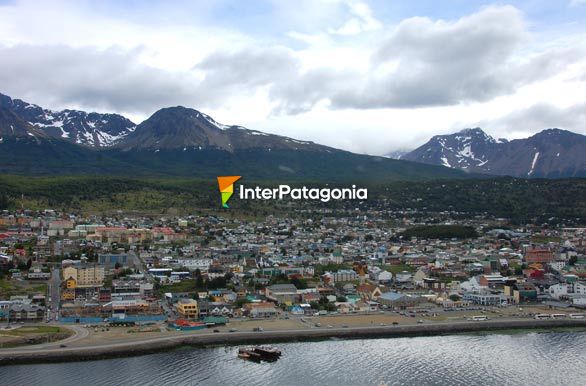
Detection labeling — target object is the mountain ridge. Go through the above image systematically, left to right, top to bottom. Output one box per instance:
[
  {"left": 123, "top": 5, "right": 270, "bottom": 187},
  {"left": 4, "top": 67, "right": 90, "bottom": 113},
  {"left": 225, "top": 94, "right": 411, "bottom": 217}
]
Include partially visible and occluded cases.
[
  {"left": 0, "top": 92, "right": 468, "bottom": 181},
  {"left": 0, "top": 93, "right": 136, "bottom": 147},
  {"left": 402, "top": 127, "right": 586, "bottom": 178}
]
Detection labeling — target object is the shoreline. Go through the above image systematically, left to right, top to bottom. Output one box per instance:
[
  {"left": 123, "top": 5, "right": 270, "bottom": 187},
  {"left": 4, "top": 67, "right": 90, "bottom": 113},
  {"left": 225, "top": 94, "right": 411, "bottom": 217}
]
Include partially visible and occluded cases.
[{"left": 1, "top": 319, "right": 586, "bottom": 365}]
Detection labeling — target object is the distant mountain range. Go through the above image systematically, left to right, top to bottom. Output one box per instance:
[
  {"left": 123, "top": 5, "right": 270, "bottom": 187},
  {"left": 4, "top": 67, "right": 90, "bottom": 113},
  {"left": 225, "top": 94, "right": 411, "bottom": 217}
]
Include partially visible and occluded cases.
[
  {"left": 0, "top": 92, "right": 465, "bottom": 181},
  {"left": 0, "top": 93, "right": 135, "bottom": 147},
  {"left": 401, "top": 128, "right": 586, "bottom": 178}
]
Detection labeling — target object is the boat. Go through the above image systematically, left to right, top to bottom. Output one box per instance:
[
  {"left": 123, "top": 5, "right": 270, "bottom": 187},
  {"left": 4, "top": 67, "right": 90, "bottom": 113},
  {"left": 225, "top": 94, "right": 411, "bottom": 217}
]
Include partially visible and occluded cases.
[
  {"left": 238, "top": 346, "right": 281, "bottom": 362},
  {"left": 253, "top": 346, "right": 282, "bottom": 360},
  {"left": 238, "top": 349, "right": 262, "bottom": 362}
]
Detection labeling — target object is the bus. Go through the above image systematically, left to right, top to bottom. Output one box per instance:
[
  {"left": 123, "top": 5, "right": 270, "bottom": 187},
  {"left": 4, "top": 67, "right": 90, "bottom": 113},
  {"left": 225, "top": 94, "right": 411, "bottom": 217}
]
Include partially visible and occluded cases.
[
  {"left": 551, "top": 313, "right": 567, "bottom": 319},
  {"left": 569, "top": 313, "right": 585, "bottom": 319},
  {"left": 534, "top": 314, "right": 551, "bottom": 320},
  {"left": 470, "top": 315, "right": 488, "bottom": 321}
]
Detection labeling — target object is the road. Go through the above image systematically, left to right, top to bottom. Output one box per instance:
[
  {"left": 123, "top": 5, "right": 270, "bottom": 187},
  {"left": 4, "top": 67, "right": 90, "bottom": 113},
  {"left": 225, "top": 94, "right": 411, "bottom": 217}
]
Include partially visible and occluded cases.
[
  {"left": 48, "top": 267, "right": 60, "bottom": 322},
  {"left": 2, "top": 318, "right": 585, "bottom": 360}
]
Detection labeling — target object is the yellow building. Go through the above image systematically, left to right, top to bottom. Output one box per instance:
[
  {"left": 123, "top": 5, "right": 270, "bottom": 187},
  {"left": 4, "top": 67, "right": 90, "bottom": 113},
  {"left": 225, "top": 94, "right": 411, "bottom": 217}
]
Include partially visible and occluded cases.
[
  {"left": 62, "top": 266, "right": 105, "bottom": 288},
  {"left": 62, "top": 266, "right": 78, "bottom": 282},
  {"left": 77, "top": 267, "right": 105, "bottom": 287},
  {"left": 65, "top": 277, "right": 77, "bottom": 289},
  {"left": 61, "top": 287, "right": 75, "bottom": 301},
  {"left": 175, "top": 299, "right": 199, "bottom": 319}
]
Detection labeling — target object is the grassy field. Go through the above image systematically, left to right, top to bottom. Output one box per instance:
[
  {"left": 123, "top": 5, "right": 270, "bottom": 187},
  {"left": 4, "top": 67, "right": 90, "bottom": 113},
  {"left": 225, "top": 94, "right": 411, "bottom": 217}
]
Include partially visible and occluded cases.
[
  {"left": 531, "top": 235, "right": 562, "bottom": 243},
  {"left": 0, "top": 279, "right": 47, "bottom": 299},
  {"left": 0, "top": 326, "right": 73, "bottom": 348},
  {"left": 0, "top": 326, "right": 65, "bottom": 336}
]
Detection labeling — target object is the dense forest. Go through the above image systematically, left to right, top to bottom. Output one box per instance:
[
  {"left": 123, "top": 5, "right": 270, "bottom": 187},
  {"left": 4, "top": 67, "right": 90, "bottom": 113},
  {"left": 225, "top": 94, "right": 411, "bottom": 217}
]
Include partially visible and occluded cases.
[{"left": 0, "top": 175, "right": 585, "bottom": 225}]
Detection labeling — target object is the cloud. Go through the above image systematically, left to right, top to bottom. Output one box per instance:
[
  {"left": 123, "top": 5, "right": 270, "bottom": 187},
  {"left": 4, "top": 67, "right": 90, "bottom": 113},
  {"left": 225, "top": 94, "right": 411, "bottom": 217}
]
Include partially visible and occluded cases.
[
  {"left": 570, "top": 0, "right": 586, "bottom": 7},
  {"left": 328, "top": 1, "right": 382, "bottom": 35},
  {"left": 266, "top": 6, "right": 582, "bottom": 114},
  {"left": 331, "top": 6, "right": 531, "bottom": 109},
  {"left": 0, "top": 45, "right": 203, "bottom": 115},
  {"left": 195, "top": 47, "right": 300, "bottom": 90},
  {"left": 476, "top": 102, "right": 586, "bottom": 139}
]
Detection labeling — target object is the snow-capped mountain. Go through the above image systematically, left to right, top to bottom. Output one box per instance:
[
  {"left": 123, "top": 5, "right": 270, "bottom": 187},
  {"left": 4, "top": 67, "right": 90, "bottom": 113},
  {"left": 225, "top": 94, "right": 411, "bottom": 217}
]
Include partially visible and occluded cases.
[
  {"left": 0, "top": 93, "right": 135, "bottom": 147},
  {"left": 117, "top": 106, "right": 327, "bottom": 152},
  {"left": 402, "top": 128, "right": 586, "bottom": 178},
  {"left": 402, "top": 128, "right": 498, "bottom": 169}
]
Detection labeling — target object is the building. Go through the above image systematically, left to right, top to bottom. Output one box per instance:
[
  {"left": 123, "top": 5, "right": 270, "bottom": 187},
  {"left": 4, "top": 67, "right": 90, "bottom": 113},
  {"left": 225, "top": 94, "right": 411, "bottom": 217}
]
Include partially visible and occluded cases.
[
  {"left": 525, "top": 248, "right": 554, "bottom": 264},
  {"left": 99, "top": 253, "right": 130, "bottom": 268},
  {"left": 63, "top": 266, "right": 104, "bottom": 288},
  {"left": 326, "top": 269, "right": 358, "bottom": 283},
  {"left": 479, "top": 274, "right": 507, "bottom": 289},
  {"left": 511, "top": 283, "right": 537, "bottom": 304},
  {"left": 265, "top": 284, "right": 298, "bottom": 305},
  {"left": 356, "top": 284, "right": 383, "bottom": 300},
  {"left": 377, "top": 292, "right": 424, "bottom": 309},
  {"left": 463, "top": 292, "right": 505, "bottom": 306},
  {"left": 175, "top": 298, "right": 199, "bottom": 319},
  {"left": 243, "top": 302, "right": 279, "bottom": 318},
  {"left": 8, "top": 303, "right": 45, "bottom": 321}
]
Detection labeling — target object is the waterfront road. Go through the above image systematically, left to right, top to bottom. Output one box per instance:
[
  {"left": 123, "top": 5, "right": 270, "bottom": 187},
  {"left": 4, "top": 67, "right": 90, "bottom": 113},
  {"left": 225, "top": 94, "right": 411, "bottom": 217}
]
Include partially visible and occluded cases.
[{"left": 1, "top": 318, "right": 586, "bottom": 364}]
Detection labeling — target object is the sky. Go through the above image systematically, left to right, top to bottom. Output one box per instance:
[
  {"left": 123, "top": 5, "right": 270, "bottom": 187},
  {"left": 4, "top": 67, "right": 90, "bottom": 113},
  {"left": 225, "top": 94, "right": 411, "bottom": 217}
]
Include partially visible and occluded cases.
[{"left": 1, "top": 0, "right": 586, "bottom": 155}]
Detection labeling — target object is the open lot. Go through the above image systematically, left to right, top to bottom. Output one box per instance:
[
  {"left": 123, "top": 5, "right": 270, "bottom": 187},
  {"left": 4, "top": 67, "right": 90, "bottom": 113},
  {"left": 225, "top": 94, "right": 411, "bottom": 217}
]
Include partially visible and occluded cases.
[{"left": 0, "top": 326, "right": 72, "bottom": 348}]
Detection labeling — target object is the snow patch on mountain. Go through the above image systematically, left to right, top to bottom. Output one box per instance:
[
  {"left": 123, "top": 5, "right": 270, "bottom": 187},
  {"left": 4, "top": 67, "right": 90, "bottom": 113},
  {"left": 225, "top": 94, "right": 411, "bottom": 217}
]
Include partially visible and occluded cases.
[{"left": 528, "top": 152, "right": 540, "bottom": 176}]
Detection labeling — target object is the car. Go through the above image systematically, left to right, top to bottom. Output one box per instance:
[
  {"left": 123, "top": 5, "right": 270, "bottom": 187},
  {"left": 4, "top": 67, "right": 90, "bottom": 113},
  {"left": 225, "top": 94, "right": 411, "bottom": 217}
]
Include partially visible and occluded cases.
[
  {"left": 417, "top": 320, "right": 424, "bottom": 324},
  {"left": 392, "top": 321, "right": 399, "bottom": 325},
  {"left": 342, "top": 325, "right": 349, "bottom": 328},
  {"left": 229, "top": 328, "right": 238, "bottom": 332},
  {"left": 213, "top": 329, "right": 220, "bottom": 333},
  {"left": 59, "top": 344, "right": 67, "bottom": 348}
]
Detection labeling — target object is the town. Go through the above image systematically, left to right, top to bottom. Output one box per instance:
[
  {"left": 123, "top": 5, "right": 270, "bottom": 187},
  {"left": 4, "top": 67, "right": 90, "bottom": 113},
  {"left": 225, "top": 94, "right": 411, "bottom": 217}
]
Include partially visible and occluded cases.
[{"left": 1, "top": 207, "right": 585, "bottom": 348}]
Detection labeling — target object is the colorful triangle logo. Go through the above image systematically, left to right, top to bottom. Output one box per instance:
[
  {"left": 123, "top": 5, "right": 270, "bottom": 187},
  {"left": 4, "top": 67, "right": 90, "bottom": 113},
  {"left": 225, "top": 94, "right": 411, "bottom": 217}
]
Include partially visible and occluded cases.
[{"left": 217, "top": 176, "right": 241, "bottom": 208}]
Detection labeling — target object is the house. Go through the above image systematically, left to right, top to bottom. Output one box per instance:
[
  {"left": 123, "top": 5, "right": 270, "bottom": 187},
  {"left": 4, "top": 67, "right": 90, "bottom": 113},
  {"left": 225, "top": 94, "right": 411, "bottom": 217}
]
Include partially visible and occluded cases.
[
  {"left": 395, "top": 271, "right": 413, "bottom": 283},
  {"left": 421, "top": 278, "right": 446, "bottom": 292},
  {"left": 356, "top": 284, "right": 383, "bottom": 300},
  {"left": 9, "top": 303, "right": 45, "bottom": 321},
  {"left": 289, "top": 305, "right": 304, "bottom": 315}
]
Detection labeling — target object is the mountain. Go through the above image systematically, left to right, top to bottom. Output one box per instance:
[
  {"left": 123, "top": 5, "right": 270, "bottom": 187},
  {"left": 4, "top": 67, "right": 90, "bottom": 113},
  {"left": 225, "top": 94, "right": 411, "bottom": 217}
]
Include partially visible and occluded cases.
[
  {"left": 0, "top": 93, "right": 136, "bottom": 147},
  {"left": 0, "top": 93, "right": 468, "bottom": 181},
  {"left": 108, "top": 106, "right": 468, "bottom": 181},
  {"left": 118, "top": 106, "right": 326, "bottom": 152},
  {"left": 0, "top": 107, "right": 46, "bottom": 140},
  {"left": 402, "top": 128, "right": 586, "bottom": 178},
  {"left": 384, "top": 150, "right": 410, "bottom": 160}
]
